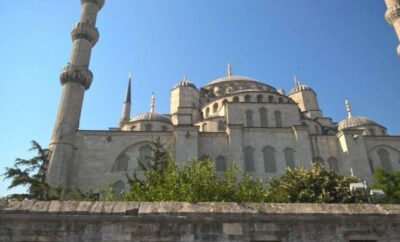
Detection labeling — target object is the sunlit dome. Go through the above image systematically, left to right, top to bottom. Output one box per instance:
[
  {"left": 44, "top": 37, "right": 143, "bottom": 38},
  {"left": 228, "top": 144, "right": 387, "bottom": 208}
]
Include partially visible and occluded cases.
[
  {"left": 130, "top": 112, "right": 172, "bottom": 124},
  {"left": 338, "top": 116, "right": 378, "bottom": 130}
]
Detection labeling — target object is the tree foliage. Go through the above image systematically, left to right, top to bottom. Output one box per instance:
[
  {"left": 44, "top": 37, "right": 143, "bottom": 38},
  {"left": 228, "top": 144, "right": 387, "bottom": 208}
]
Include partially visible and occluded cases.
[
  {"left": 3, "top": 140, "right": 60, "bottom": 200},
  {"left": 266, "top": 164, "right": 364, "bottom": 203},
  {"left": 372, "top": 167, "right": 400, "bottom": 203}
]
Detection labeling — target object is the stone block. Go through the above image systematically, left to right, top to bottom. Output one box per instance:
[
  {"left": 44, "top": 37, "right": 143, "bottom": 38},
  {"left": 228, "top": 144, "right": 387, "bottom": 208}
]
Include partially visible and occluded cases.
[
  {"left": 1, "top": 200, "right": 22, "bottom": 213},
  {"left": 19, "top": 200, "right": 36, "bottom": 212},
  {"left": 48, "top": 200, "right": 63, "bottom": 213},
  {"left": 61, "top": 200, "right": 80, "bottom": 213},
  {"left": 30, "top": 201, "right": 50, "bottom": 213},
  {"left": 76, "top": 201, "right": 93, "bottom": 214},
  {"left": 89, "top": 201, "right": 103, "bottom": 214},
  {"left": 103, "top": 201, "right": 115, "bottom": 214},
  {"left": 113, "top": 201, "right": 127, "bottom": 214},
  {"left": 126, "top": 202, "right": 139, "bottom": 215},
  {"left": 223, "top": 223, "right": 243, "bottom": 235}
]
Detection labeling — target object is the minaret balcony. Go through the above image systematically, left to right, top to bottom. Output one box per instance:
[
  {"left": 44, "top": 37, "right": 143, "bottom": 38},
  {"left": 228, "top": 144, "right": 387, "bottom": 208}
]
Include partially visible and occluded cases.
[
  {"left": 81, "top": 0, "right": 105, "bottom": 10},
  {"left": 385, "top": 4, "right": 400, "bottom": 25},
  {"left": 71, "top": 22, "right": 99, "bottom": 46},
  {"left": 60, "top": 64, "right": 93, "bottom": 90}
]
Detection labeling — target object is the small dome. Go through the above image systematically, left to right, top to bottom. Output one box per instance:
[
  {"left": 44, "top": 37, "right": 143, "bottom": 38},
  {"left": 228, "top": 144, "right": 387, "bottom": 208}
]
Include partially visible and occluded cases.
[
  {"left": 173, "top": 77, "right": 196, "bottom": 89},
  {"left": 289, "top": 82, "right": 314, "bottom": 95},
  {"left": 130, "top": 112, "right": 172, "bottom": 124},
  {"left": 338, "top": 116, "right": 378, "bottom": 130}
]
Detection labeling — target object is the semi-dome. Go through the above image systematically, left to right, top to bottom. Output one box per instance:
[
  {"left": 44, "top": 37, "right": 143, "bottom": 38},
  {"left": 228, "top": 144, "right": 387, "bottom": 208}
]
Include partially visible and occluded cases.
[
  {"left": 130, "top": 112, "right": 172, "bottom": 124},
  {"left": 338, "top": 116, "right": 378, "bottom": 130}
]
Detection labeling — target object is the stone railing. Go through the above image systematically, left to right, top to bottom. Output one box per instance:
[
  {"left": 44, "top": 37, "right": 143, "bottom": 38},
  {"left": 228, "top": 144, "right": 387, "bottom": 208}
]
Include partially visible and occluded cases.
[{"left": 1, "top": 200, "right": 400, "bottom": 241}]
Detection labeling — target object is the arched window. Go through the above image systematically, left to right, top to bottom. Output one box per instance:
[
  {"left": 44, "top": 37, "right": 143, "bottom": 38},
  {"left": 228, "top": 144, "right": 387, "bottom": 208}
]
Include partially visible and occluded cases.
[
  {"left": 257, "top": 94, "right": 263, "bottom": 103},
  {"left": 244, "top": 95, "right": 251, "bottom": 102},
  {"left": 233, "top": 96, "right": 239, "bottom": 102},
  {"left": 268, "top": 96, "right": 274, "bottom": 103},
  {"left": 278, "top": 97, "right": 283, "bottom": 103},
  {"left": 222, "top": 99, "right": 228, "bottom": 105},
  {"left": 213, "top": 103, "right": 218, "bottom": 113},
  {"left": 205, "top": 107, "right": 210, "bottom": 117},
  {"left": 259, "top": 108, "right": 268, "bottom": 127},
  {"left": 246, "top": 110, "right": 253, "bottom": 127},
  {"left": 274, "top": 111, "right": 283, "bottom": 127},
  {"left": 218, "top": 120, "right": 225, "bottom": 131},
  {"left": 145, "top": 123, "right": 152, "bottom": 131},
  {"left": 202, "top": 123, "right": 207, "bottom": 132},
  {"left": 161, "top": 125, "right": 168, "bottom": 131},
  {"left": 130, "top": 126, "right": 136, "bottom": 131},
  {"left": 369, "top": 128, "right": 376, "bottom": 135},
  {"left": 138, "top": 145, "right": 152, "bottom": 171},
  {"left": 244, "top": 146, "right": 255, "bottom": 171},
  {"left": 263, "top": 146, "right": 276, "bottom": 173},
  {"left": 284, "top": 148, "right": 295, "bottom": 168},
  {"left": 378, "top": 148, "right": 392, "bottom": 172},
  {"left": 113, "top": 153, "right": 129, "bottom": 172},
  {"left": 216, "top": 155, "right": 227, "bottom": 172},
  {"left": 313, "top": 156, "right": 324, "bottom": 166},
  {"left": 327, "top": 157, "right": 340, "bottom": 172},
  {"left": 113, "top": 181, "right": 125, "bottom": 200}
]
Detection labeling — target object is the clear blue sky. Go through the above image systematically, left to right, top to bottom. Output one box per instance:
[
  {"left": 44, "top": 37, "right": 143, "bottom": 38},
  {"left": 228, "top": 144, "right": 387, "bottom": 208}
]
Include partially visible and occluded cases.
[{"left": 0, "top": 1, "right": 399, "bottom": 196}]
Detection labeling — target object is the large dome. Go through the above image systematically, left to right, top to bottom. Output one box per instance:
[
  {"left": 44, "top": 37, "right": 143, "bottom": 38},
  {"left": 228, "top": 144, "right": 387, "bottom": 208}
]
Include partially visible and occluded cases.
[
  {"left": 205, "top": 75, "right": 259, "bottom": 86},
  {"left": 130, "top": 112, "right": 172, "bottom": 124},
  {"left": 338, "top": 116, "right": 378, "bottom": 130}
]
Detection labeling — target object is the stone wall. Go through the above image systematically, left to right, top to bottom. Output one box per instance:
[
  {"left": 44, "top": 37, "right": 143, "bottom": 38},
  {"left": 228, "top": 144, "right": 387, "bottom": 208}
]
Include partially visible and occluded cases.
[{"left": 1, "top": 200, "right": 400, "bottom": 242}]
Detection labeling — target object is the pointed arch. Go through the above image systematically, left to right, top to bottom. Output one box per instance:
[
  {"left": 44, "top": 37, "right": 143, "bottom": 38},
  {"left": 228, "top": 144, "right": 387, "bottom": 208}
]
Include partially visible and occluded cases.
[
  {"left": 257, "top": 94, "right": 263, "bottom": 103},
  {"left": 244, "top": 95, "right": 251, "bottom": 102},
  {"left": 232, "top": 96, "right": 239, "bottom": 102},
  {"left": 213, "top": 103, "right": 219, "bottom": 113},
  {"left": 259, "top": 108, "right": 268, "bottom": 127},
  {"left": 246, "top": 110, "right": 254, "bottom": 127},
  {"left": 274, "top": 110, "right": 283, "bottom": 127},
  {"left": 217, "top": 120, "right": 225, "bottom": 131},
  {"left": 145, "top": 123, "right": 152, "bottom": 131},
  {"left": 138, "top": 145, "right": 152, "bottom": 171},
  {"left": 243, "top": 146, "right": 255, "bottom": 171},
  {"left": 263, "top": 146, "right": 276, "bottom": 173},
  {"left": 284, "top": 148, "right": 295, "bottom": 168},
  {"left": 378, "top": 148, "right": 392, "bottom": 172},
  {"left": 112, "top": 153, "right": 129, "bottom": 172},
  {"left": 216, "top": 155, "right": 227, "bottom": 172},
  {"left": 327, "top": 156, "right": 340, "bottom": 172}
]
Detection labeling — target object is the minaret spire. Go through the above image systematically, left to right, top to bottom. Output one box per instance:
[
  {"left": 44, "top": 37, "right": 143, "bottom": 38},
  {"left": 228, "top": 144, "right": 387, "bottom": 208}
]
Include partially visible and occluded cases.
[
  {"left": 227, "top": 63, "right": 232, "bottom": 77},
  {"left": 120, "top": 72, "right": 132, "bottom": 127},
  {"left": 150, "top": 93, "right": 155, "bottom": 113},
  {"left": 345, "top": 98, "right": 353, "bottom": 119}
]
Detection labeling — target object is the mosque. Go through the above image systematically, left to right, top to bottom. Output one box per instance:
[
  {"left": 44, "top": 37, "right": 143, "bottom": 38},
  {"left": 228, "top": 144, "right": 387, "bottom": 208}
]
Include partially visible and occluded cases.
[{"left": 46, "top": 0, "right": 400, "bottom": 194}]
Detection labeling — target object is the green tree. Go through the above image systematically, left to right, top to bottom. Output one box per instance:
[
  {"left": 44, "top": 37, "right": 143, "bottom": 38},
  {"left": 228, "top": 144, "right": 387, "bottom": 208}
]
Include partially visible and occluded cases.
[
  {"left": 123, "top": 139, "right": 268, "bottom": 202},
  {"left": 3, "top": 141, "right": 60, "bottom": 200},
  {"left": 266, "top": 163, "right": 364, "bottom": 203},
  {"left": 372, "top": 167, "right": 400, "bottom": 204}
]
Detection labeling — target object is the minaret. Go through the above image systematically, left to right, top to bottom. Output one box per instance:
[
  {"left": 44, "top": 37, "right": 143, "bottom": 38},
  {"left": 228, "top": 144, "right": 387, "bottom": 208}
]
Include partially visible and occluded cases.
[
  {"left": 47, "top": 0, "right": 105, "bottom": 188},
  {"left": 384, "top": 0, "right": 400, "bottom": 55},
  {"left": 119, "top": 72, "right": 132, "bottom": 127},
  {"left": 150, "top": 93, "right": 155, "bottom": 113},
  {"left": 345, "top": 98, "right": 353, "bottom": 119}
]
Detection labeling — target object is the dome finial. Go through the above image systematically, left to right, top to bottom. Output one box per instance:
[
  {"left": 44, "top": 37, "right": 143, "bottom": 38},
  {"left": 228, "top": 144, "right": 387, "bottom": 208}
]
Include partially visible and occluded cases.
[
  {"left": 227, "top": 63, "right": 232, "bottom": 77},
  {"left": 293, "top": 75, "right": 301, "bottom": 86},
  {"left": 150, "top": 92, "right": 155, "bottom": 113},
  {"left": 345, "top": 98, "right": 353, "bottom": 119}
]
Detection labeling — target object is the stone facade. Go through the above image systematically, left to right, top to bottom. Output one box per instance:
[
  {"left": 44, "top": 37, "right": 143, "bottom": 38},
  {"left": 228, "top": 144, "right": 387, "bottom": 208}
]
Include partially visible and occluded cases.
[
  {"left": 47, "top": 1, "right": 400, "bottom": 194},
  {"left": 1, "top": 200, "right": 400, "bottom": 242}
]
